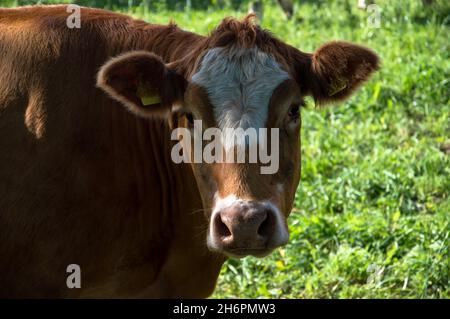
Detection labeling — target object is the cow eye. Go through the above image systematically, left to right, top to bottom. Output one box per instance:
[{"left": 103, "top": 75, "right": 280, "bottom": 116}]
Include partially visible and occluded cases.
[{"left": 288, "top": 104, "right": 300, "bottom": 121}]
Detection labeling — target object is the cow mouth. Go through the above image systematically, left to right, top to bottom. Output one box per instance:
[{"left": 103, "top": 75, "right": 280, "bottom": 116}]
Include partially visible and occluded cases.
[
  {"left": 208, "top": 246, "right": 275, "bottom": 259},
  {"left": 226, "top": 247, "right": 274, "bottom": 258}
]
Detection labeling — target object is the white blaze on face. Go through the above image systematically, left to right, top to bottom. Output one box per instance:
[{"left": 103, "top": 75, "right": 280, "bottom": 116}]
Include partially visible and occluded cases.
[{"left": 191, "top": 47, "right": 289, "bottom": 150}]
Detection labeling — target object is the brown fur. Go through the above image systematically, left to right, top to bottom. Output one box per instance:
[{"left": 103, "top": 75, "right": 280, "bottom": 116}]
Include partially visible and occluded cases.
[{"left": 0, "top": 5, "right": 379, "bottom": 298}]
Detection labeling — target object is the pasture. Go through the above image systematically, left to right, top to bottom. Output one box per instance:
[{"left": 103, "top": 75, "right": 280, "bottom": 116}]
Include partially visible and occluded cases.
[{"left": 3, "top": 0, "right": 449, "bottom": 298}]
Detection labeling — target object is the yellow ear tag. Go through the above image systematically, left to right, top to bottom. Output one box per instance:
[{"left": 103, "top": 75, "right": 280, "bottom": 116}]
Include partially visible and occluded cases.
[
  {"left": 328, "top": 78, "right": 348, "bottom": 97},
  {"left": 136, "top": 82, "right": 161, "bottom": 106},
  {"left": 141, "top": 95, "right": 161, "bottom": 106}
]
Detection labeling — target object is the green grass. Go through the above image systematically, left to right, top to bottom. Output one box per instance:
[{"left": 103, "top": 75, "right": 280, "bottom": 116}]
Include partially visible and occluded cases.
[
  {"left": 6, "top": 0, "right": 449, "bottom": 298},
  {"left": 134, "top": 1, "right": 450, "bottom": 298}
]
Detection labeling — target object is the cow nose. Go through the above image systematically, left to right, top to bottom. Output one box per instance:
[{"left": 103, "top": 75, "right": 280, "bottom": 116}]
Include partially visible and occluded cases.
[{"left": 212, "top": 203, "right": 276, "bottom": 253}]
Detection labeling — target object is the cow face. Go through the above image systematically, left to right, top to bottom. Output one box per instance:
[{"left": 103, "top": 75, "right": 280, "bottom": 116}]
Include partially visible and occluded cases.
[
  {"left": 97, "top": 28, "right": 378, "bottom": 259},
  {"left": 178, "top": 47, "right": 302, "bottom": 258}
]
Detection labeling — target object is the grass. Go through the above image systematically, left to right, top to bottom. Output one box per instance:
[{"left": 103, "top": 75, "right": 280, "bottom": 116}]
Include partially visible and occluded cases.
[{"left": 5, "top": 0, "right": 449, "bottom": 298}]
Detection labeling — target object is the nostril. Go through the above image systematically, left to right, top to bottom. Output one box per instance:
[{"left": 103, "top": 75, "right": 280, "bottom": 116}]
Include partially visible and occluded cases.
[
  {"left": 257, "top": 209, "right": 275, "bottom": 238},
  {"left": 214, "top": 213, "right": 232, "bottom": 239}
]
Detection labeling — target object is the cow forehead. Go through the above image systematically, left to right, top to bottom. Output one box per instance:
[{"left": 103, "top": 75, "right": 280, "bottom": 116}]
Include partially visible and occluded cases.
[{"left": 191, "top": 47, "right": 290, "bottom": 130}]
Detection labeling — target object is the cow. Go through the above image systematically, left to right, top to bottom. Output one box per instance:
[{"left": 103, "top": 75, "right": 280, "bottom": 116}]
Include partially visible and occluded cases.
[{"left": 0, "top": 5, "right": 379, "bottom": 298}]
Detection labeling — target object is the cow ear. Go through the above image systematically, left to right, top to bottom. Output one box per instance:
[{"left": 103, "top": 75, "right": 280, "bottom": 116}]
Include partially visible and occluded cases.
[
  {"left": 304, "top": 41, "right": 379, "bottom": 105},
  {"left": 96, "top": 51, "right": 186, "bottom": 118}
]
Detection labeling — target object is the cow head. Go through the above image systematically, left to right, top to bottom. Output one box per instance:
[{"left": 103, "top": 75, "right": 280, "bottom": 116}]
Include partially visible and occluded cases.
[{"left": 97, "top": 16, "right": 379, "bottom": 259}]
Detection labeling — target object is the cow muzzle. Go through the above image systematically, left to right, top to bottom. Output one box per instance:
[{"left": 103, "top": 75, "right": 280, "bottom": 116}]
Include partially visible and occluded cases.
[{"left": 207, "top": 196, "right": 289, "bottom": 258}]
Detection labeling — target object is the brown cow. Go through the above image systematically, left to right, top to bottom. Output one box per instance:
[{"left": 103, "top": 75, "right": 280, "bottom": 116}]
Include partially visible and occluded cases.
[{"left": 0, "top": 5, "right": 379, "bottom": 298}]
